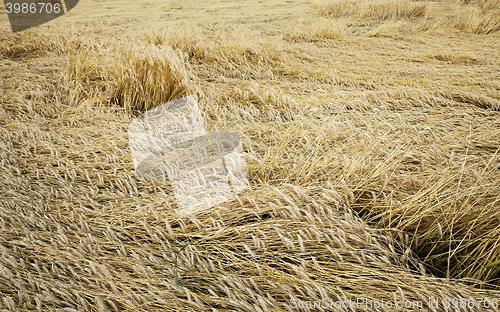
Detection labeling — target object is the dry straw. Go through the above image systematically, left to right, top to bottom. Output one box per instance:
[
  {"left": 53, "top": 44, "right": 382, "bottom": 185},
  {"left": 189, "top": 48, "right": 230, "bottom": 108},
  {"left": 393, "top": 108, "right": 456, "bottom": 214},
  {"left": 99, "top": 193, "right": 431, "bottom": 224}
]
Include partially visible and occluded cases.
[
  {"left": 1, "top": 0, "right": 500, "bottom": 310},
  {"left": 314, "top": 0, "right": 428, "bottom": 20},
  {"left": 112, "top": 44, "right": 195, "bottom": 114}
]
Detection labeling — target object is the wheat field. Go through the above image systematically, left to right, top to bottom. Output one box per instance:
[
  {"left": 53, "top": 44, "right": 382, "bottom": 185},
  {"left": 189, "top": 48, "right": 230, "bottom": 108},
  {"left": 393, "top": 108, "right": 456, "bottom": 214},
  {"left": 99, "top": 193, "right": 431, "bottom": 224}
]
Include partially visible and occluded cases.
[{"left": 0, "top": 0, "right": 500, "bottom": 311}]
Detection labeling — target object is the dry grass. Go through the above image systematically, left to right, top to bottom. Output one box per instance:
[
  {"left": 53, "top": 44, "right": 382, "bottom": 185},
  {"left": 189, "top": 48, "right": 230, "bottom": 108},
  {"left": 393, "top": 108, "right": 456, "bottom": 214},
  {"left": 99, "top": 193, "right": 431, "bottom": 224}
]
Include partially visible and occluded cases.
[
  {"left": 1, "top": 0, "right": 500, "bottom": 310},
  {"left": 315, "top": 0, "right": 428, "bottom": 20},
  {"left": 315, "top": 0, "right": 500, "bottom": 35},
  {"left": 463, "top": 0, "right": 500, "bottom": 10},
  {"left": 454, "top": 6, "right": 500, "bottom": 34},
  {"left": 284, "top": 19, "right": 347, "bottom": 42},
  {"left": 0, "top": 26, "right": 61, "bottom": 59},
  {"left": 64, "top": 41, "right": 196, "bottom": 114},
  {"left": 112, "top": 44, "right": 195, "bottom": 114}
]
